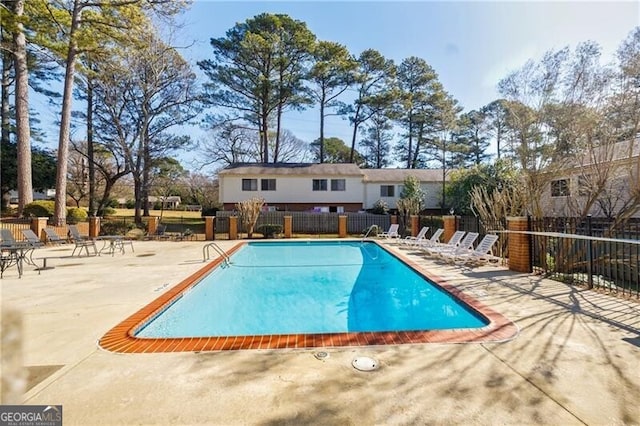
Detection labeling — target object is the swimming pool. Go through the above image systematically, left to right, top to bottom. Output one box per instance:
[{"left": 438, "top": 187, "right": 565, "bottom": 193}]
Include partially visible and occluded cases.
[{"left": 100, "top": 240, "right": 517, "bottom": 352}]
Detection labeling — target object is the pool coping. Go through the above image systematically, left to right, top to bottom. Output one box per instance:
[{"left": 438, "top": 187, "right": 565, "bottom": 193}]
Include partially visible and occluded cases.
[{"left": 98, "top": 240, "right": 519, "bottom": 353}]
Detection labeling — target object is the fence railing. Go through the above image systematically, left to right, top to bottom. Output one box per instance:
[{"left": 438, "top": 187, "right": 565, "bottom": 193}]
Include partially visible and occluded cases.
[
  {"left": 214, "top": 211, "right": 392, "bottom": 235},
  {"left": 457, "top": 216, "right": 508, "bottom": 258},
  {"left": 529, "top": 217, "right": 639, "bottom": 297}
]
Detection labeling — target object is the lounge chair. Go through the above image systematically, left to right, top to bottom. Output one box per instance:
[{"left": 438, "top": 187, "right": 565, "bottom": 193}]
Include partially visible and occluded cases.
[
  {"left": 68, "top": 224, "right": 97, "bottom": 257},
  {"left": 149, "top": 224, "right": 171, "bottom": 240},
  {"left": 378, "top": 224, "right": 400, "bottom": 239},
  {"left": 401, "top": 226, "right": 429, "bottom": 246},
  {"left": 44, "top": 227, "right": 67, "bottom": 245},
  {"left": 1, "top": 228, "right": 39, "bottom": 270},
  {"left": 415, "top": 228, "right": 444, "bottom": 249},
  {"left": 1, "top": 229, "right": 17, "bottom": 246},
  {"left": 21, "top": 229, "right": 45, "bottom": 248},
  {"left": 422, "top": 230, "right": 465, "bottom": 254},
  {"left": 429, "top": 232, "right": 479, "bottom": 256},
  {"left": 440, "top": 234, "right": 501, "bottom": 265}
]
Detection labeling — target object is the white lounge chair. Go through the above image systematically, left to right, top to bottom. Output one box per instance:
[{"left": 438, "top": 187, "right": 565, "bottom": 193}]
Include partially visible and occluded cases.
[
  {"left": 378, "top": 224, "right": 400, "bottom": 239},
  {"left": 401, "top": 226, "right": 429, "bottom": 246},
  {"left": 416, "top": 228, "right": 444, "bottom": 249},
  {"left": 423, "top": 230, "right": 465, "bottom": 254},
  {"left": 429, "top": 232, "right": 479, "bottom": 256},
  {"left": 441, "top": 234, "right": 501, "bottom": 265}
]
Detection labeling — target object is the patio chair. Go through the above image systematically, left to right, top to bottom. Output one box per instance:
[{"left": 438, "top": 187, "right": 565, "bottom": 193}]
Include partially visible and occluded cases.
[
  {"left": 378, "top": 223, "right": 400, "bottom": 239},
  {"left": 68, "top": 224, "right": 97, "bottom": 257},
  {"left": 149, "top": 224, "right": 171, "bottom": 240},
  {"left": 401, "top": 226, "right": 429, "bottom": 246},
  {"left": 44, "top": 227, "right": 67, "bottom": 245},
  {"left": 1, "top": 228, "right": 17, "bottom": 246},
  {"left": 1, "top": 228, "right": 39, "bottom": 270},
  {"left": 415, "top": 228, "right": 444, "bottom": 249},
  {"left": 21, "top": 229, "right": 45, "bottom": 248},
  {"left": 421, "top": 230, "right": 465, "bottom": 254},
  {"left": 428, "top": 232, "right": 479, "bottom": 257},
  {"left": 440, "top": 234, "right": 501, "bottom": 265}
]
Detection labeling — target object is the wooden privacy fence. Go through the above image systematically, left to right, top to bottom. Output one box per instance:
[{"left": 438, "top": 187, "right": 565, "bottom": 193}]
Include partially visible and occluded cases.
[{"left": 214, "top": 211, "right": 392, "bottom": 235}]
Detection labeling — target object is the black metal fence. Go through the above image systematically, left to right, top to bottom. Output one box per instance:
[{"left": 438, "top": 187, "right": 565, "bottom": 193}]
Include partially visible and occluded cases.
[
  {"left": 456, "top": 216, "right": 508, "bottom": 258},
  {"left": 530, "top": 217, "right": 639, "bottom": 297}
]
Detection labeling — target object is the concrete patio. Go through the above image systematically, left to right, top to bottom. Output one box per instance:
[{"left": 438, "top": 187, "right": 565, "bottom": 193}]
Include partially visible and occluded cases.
[{"left": 1, "top": 239, "right": 638, "bottom": 425}]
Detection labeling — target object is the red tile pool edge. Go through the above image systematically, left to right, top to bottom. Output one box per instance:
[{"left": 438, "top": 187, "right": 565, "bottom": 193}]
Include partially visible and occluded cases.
[{"left": 98, "top": 241, "right": 519, "bottom": 353}]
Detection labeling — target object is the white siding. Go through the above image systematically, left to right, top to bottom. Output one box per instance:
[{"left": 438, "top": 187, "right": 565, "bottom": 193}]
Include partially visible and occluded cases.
[
  {"left": 220, "top": 175, "right": 364, "bottom": 205},
  {"left": 363, "top": 182, "right": 442, "bottom": 210}
]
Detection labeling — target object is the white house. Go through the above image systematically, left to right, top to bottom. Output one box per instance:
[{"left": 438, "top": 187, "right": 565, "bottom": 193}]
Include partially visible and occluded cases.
[
  {"left": 541, "top": 138, "right": 640, "bottom": 218},
  {"left": 218, "top": 163, "right": 449, "bottom": 213}
]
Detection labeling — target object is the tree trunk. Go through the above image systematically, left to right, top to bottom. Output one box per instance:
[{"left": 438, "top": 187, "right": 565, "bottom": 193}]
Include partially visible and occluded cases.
[
  {"left": 13, "top": 0, "right": 33, "bottom": 216},
  {"left": 53, "top": 0, "right": 82, "bottom": 225},
  {"left": 1, "top": 45, "right": 11, "bottom": 146},
  {"left": 87, "top": 77, "right": 96, "bottom": 217},
  {"left": 319, "top": 93, "right": 325, "bottom": 163},
  {"left": 274, "top": 101, "right": 282, "bottom": 162},
  {"left": 349, "top": 103, "right": 362, "bottom": 163},
  {"left": 142, "top": 125, "right": 150, "bottom": 217}
]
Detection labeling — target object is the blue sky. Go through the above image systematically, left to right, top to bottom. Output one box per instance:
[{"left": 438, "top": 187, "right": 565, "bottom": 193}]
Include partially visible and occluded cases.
[
  {"left": 178, "top": 0, "right": 640, "bottom": 163},
  {"left": 31, "top": 1, "right": 640, "bottom": 168}
]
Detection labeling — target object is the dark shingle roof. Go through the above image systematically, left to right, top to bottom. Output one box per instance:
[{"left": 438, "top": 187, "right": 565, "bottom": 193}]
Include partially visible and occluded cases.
[
  {"left": 219, "top": 163, "right": 364, "bottom": 176},
  {"left": 362, "top": 168, "right": 448, "bottom": 182}
]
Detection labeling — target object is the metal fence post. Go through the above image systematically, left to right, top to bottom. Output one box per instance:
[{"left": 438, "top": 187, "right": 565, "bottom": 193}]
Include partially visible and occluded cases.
[{"left": 586, "top": 214, "right": 593, "bottom": 289}]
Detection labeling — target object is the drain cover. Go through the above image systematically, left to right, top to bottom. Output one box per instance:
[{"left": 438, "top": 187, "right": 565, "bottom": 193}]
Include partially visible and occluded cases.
[
  {"left": 314, "top": 351, "right": 329, "bottom": 360},
  {"left": 352, "top": 356, "right": 378, "bottom": 371}
]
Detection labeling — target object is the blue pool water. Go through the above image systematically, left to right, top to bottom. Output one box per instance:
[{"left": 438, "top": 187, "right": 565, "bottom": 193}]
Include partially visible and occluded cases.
[{"left": 136, "top": 241, "right": 488, "bottom": 338}]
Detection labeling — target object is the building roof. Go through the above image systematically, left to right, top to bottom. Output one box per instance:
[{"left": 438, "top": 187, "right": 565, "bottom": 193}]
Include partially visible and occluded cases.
[
  {"left": 219, "top": 163, "right": 364, "bottom": 176},
  {"left": 219, "top": 163, "right": 451, "bottom": 182},
  {"left": 362, "top": 168, "right": 448, "bottom": 182}
]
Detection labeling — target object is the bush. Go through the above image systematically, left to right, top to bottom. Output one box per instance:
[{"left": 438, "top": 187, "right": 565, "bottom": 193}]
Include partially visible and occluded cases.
[
  {"left": 125, "top": 199, "right": 135, "bottom": 209},
  {"left": 369, "top": 199, "right": 389, "bottom": 215},
  {"left": 23, "top": 200, "right": 55, "bottom": 217},
  {"left": 66, "top": 207, "right": 88, "bottom": 223},
  {"left": 201, "top": 207, "right": 219, "bottom": 217},
  {"left": 100, "top": 220, "right": 138, "bottom": 236},
  {"left": 256, "top": 224, "right": 282, "bottom": 238},
  {"left": 363, "top": 225, "right": 379, "bottom": 236}
]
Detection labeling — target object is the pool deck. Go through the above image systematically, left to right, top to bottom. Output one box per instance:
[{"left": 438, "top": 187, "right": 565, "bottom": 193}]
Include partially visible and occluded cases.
[{"left": 1, "top": 239, "right": 639, "bottom": 425}]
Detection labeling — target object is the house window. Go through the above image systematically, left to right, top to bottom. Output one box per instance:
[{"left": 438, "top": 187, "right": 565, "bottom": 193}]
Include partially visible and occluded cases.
[
  {"left": 242, "top": 179, "right": 257, "bottom": 191},
  {"left": 261, "top": 179, "right": 276, "bottom": 191},
  {"left": 312, "top": 179, "right": 328, "bottom": 191},
  {"left": 331, "top": 179, "right": 346, "bottom": 191},
  {"left": 551, "top": 179, "right": 570, "bottom": 197},
  {"left": 380, "top": 185, "right": 395, "bottom": 197}
]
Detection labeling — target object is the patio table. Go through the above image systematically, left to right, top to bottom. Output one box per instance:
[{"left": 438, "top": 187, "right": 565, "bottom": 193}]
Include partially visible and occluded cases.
[{"left": 98, "top": 236, "right": 134, "bottom": 256}]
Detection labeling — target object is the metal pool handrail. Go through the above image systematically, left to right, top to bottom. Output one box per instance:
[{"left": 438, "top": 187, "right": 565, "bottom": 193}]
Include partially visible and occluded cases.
[
  {"left": 362, "top": 225, "right": 378, "bottom": 241},
  {"left": 203, "top": 242, "right": 231, "bottom": 265}
]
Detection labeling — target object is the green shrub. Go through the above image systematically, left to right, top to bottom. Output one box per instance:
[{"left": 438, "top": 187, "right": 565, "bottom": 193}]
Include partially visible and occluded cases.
[
  {"left": 106, "top": 198, "right": 119, "bottom": 208},
  {"left": 125, "top": 199, "right": 135, "bottom": 209},
  {"left": 369, "top": 199, "right": 389, "bottom": 215},
  {"left": 23, "top": 200, "right": 55, "bottom": 217},
  {"left": 66, "top": 207, "right": 88, "bottom": 223},
  {"left": 201, "top": 207, "right": 219, "bottom": 217},
  {"left": 100, "top": 220, "right": 138, "bottom": 236},
  {"left": 256, "top": 224, "right": 283, "bottom": 238},
  {"left": 364, "top": 225, "right": 379, "bottom": 236},
  {"left": 125, "top": 228, "right": 145, "bottom": 240}
]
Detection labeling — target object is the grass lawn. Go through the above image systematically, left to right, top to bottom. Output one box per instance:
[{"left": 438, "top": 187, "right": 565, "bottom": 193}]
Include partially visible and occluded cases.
[{"left": 109, "top": 209, "right": 203, "bottom": 219}]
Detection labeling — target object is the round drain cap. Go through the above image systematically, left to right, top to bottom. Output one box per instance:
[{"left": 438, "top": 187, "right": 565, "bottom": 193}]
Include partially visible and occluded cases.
[
  {"left": 314, "top": 351, "right": 329, "bottom": 360},
  {"left": 352, "top": 356, "right": 378, "bottom": 371}
]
